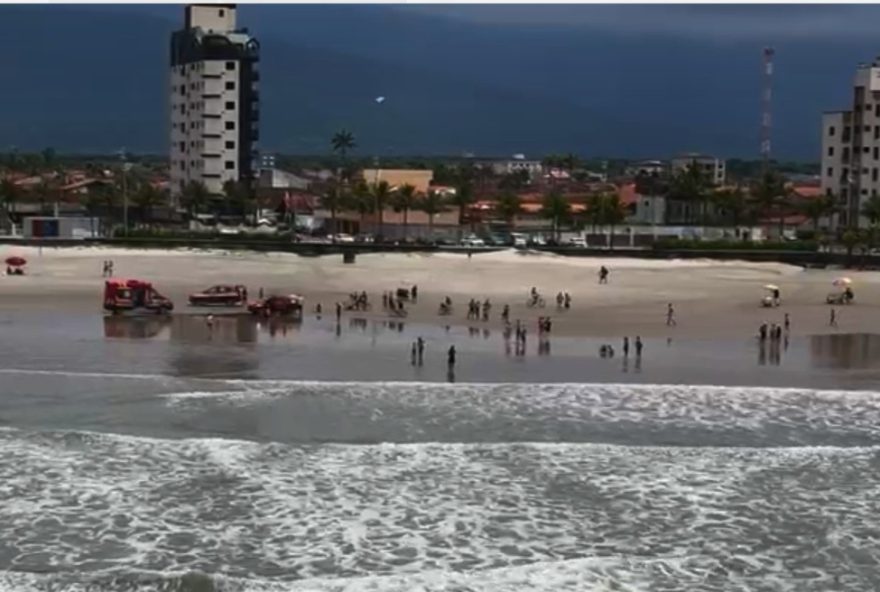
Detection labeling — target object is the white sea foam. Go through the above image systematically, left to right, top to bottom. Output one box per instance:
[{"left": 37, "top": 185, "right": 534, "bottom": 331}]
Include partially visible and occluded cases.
[
  {"left": 161, "top": 380, "right": 880, "bottom": 446},
  {"left": 0, "top": 428, "right": 876, "bottom": 590}
]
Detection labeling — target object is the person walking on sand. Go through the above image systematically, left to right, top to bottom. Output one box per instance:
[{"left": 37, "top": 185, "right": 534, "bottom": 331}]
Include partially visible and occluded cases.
[
  {"left": 599, "top": 266, "right": 609, "bottom": 284},
  {"left": 335, "top": 302, "right": 342, "bottom": 322},
  {"left": 666, "top": 303, "right": 677, "bottom": 327},
  {"left": 830, "top": 307, "right": 838, "bottom": 328},
  {"left": 784, "top": 313, "right": 790, "bottom": 332},
  {"left": 623, "top": 336, "right": 630, "bottom": 357},
  {"left": 635, "top": 336, "right": 643, "bottom": 357},
  {"left": 417, "top": 337, "right": 425, "bottom": 366},
  {"left": 411, "top": 342, "right": 417, "bottom": 365}
]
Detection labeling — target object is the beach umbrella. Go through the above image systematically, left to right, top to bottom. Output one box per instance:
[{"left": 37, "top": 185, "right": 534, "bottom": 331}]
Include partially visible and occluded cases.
[
  {"left": 4, "top": 256, "right": 26, "bottom": 267},
  {"left": 833, "top": 277, "right": 852, "bottom": 287},
  {"left": 763, "top": 284, "right": 779, "bottom": 291}
]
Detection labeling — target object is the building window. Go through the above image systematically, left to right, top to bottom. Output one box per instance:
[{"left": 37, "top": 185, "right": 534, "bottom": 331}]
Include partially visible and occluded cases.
[
  {"left": 219, "top": 9, "right": 225, "bottom": 17},
  {"left": 226, "top": 61, "right": 235, "bottom": 71},
  {"left": 225, "top": 81, "right": 235, "bottom": 90},
  {"left": 179, "top": 86, "right": 185, "bottom": 97},
  {"left": 225, "top": 101, "right": 235, "bottom": 110},
  {"left": 225, "top": 121, "right": 235, "bottom": 130},
  {"left": 829, "top": 126, "right": 836, "bottom": 136},
  {"left": 867, "top": 126, "right": 872, "bottom": 132},
  {"left": 225, "top": 140, "right": 235, "bottom": 149},
  {"left": 179, "top": 141, "right": 185, "bottom": 151},
  {"left": 828, "top": 146, "right": 834, "bottom": 157},
  {"left": 843, "top": 147, "right": 850, "bottom": 160},
  {"left": 865, "top": 147, "right": 871, "bottom": 154},
  {"left": 875, "top": 147, "right": 879, "bottom": 160},
  {"left": 225, "top": 161, "right": 235, "bottom": 170},
  {"left": 180, "top": 162, "right": 185, "bottom": 171},
  {"left": 827, "top": 167, "right": 833, "bottom": 177},
  {"left": 873, "top": 168, "right": 878, "bottom": 182},
  {"left": 826, "top": 188, "right": 833, "bottom": 197},
  {"left": 863, "top": 189, "right": 869, "bottom": 195}
]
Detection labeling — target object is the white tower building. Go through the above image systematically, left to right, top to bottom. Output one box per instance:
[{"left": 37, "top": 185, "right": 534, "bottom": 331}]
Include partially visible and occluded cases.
[{"left": 170, "top": 4, "right": 260, "bottom": 201}]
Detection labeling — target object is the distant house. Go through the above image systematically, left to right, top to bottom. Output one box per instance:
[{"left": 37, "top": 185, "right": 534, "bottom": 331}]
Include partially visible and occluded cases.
[{"left": 671, "top": 153, "right": 726, "bottom": 186}]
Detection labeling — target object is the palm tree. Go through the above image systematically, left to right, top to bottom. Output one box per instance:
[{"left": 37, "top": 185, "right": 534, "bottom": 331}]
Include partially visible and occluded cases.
[
  {"left": 331, "top": 129, "right": 356, "bottom": 180},
  {"left": 667, "top": 163, "right": 708, "bottom": 225},
  {"left": 750, "top": 171, "right": 787, "bottom": 238},
  {"left": 0, "top": 178, "right": 19, "bottom": 216},
  {"left": 451, "top": 179, "right": 475, "bottom": 240},
  {"left": 180, "top": 180, "right": 210, "bottom": 219},
  {"left": 352, "top": 180, "right": 374, "bottom": 235},
  {"left": 371, "top": 180, "right": 391, "bottom": 240},
  {"left": 132, "top": 183, "right": 164, "bottom": 227},
  {"left": 391, "top": 183, "right": 418, "bottom": 241},
  {"left": 322, "top": 184, "right": 345, "bottom": 238},
  {"left": 711, "top": 186, "right": 749, "bottom": 227},
  {"left": 419, "top": 189, "right": 446, "bottom": 242},
  {"left": 541, "top": 189, "right": 571, "bottom": 243},
  {"left": 495, "top": 191, "right": 522, "bottom": 228},
  {"left": 599, "top": 193, "right": 627, "bottom": 250},
  {"left": 585, "top": 194, "right": 604, "bottom": 237},
  {"left": 801, "top": 194, "right": 836, "bottom": 233}
]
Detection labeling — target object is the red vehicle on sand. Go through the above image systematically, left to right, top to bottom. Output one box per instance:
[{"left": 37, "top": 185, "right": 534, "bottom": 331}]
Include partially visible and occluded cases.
[
  {"left": 104, "top": 279, "right": 174, "bottom": 315},
  {"left": 188, "top": 285, "right": 247, "bottom": 307},
  {"left": 247, "top": 294, "right": 304, "bottom": 319}
]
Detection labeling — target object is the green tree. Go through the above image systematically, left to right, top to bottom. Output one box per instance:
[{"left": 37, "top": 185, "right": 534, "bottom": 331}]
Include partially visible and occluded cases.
[
  {"left": 331, "top": 129, "right": 356, "bottom": 183},
  {"left": 41, "top": 147, "right": 56, "bottom": 170},
  {"left": 667, "top": 163, "right": 709, "bottom": 224},
  {"left": 750, "top": 171, "right": 788, "bottom": 237},
  {"left": 0, "top": 178, "right": 19, "bottom": 215},
  {"left": 450, "top": 179, "right": 475, "bottom": 239},
  {"left": 180, "top": 180, "right": 210, "bottom": 218},
  {"left": 221, "top": 180, "right": 250, "bottom": 219},
  {"left": 352, "top": 180, "right": 374, "bottom": 235},
  {"left": 370, "top": 180, "right": 392, "bottom": 240},
  {"left": 132, "top": 182, "right": 165, "bottom": 226},
  {"left": 391, "top": 183, "right": 418, "bottom": 241},
  {"left": 321, "top": 184, "right": 346, "bottom": 239},
  {"left": 711, "top": 186, "right": 749, "bottom": 227},
  {"left": 419, "top": 189, "right": 446, "bottom": 241},
  {"left": 541, "top": 189, "right": 571, "bottom": 242},
  {"left": 495, "top": 191, "right": 522, "bottom": 228},
  {"left": 599, "top": 193, "right": 627, "bottom": 250},
  {"left": 585, "top": 194, "right": 604, "bottom": 236},
  {"left": 801, "top": 194, "right": 836, "bottom": 233}
]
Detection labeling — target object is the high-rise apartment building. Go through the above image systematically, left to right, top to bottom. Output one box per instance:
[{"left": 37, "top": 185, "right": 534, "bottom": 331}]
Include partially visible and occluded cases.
[
  {"left": 170, "top": 4, "right": 259, "bottom": 199},
  {"left": 821, "top": 59, "right": 880, "bottom": 228}
]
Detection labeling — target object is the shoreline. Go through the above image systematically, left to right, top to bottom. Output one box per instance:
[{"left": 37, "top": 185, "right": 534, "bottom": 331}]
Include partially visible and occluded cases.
[{"left": 1, "top": 244, "right": 879, "bottom": 341}]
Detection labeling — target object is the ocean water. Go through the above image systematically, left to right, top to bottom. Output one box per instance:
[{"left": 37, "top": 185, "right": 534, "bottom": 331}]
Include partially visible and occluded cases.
[{"left": 1, "top": 372, "right": 880, "bottom": 591}]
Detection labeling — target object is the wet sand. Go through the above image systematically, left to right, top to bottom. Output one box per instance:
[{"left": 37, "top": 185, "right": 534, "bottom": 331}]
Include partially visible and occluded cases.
[{"left": 1, "top": 244, "right": 879, "bottom": 340}]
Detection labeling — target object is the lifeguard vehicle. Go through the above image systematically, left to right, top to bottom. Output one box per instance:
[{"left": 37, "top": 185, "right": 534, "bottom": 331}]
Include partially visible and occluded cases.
[{"left": 103, "top": 279, "right": 174, "bottom": 315}]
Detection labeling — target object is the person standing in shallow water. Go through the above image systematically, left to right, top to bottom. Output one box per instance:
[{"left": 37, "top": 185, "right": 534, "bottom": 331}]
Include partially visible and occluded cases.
[
  {"left": 635, "top": 336, "right": 643, "bottom": 357},
  {"left": 416, "top": 337, "right": 425, "bottom": 366},
  {"left": 623, "top": 337, "right": 629, "bottom": 357},
  {"left": 447, "top": 345, "right": 456, "bottom": 368}
]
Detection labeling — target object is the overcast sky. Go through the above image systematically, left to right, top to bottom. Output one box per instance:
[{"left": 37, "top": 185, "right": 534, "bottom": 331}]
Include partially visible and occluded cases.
[{"left": 395, "top": 4, "right": 880, "bottom": 40}]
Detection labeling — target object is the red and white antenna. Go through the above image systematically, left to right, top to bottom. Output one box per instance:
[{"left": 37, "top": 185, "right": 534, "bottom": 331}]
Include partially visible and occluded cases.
[{"left": 761, "top": 47, "right": 775, "bottom": 172}]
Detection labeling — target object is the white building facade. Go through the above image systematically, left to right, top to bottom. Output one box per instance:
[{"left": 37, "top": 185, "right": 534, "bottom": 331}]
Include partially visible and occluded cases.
[
  {"left": 170, "top": 4, "right": 260, "bottom": 200},
  {"left": 820, "top": 60, "right": 880, "bottom": 228},
  {"left": 670, "top": 154, "right": 726, "bottom": 186}
]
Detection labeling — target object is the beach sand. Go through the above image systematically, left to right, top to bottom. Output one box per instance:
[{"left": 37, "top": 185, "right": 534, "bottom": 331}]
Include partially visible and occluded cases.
[{"left": 1, "top": 244, "right": 878, "bottom": 339}]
